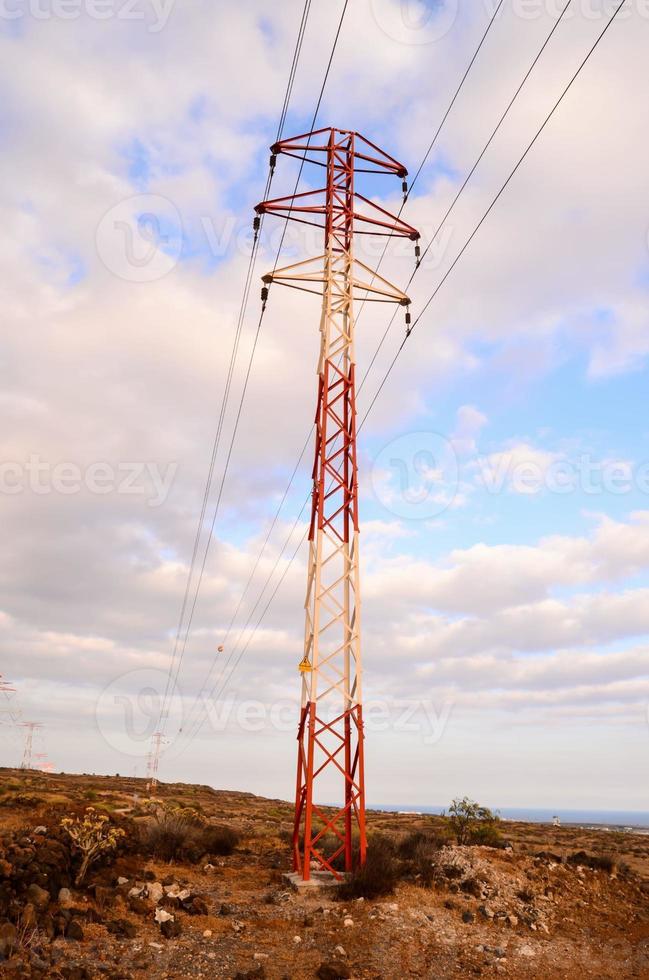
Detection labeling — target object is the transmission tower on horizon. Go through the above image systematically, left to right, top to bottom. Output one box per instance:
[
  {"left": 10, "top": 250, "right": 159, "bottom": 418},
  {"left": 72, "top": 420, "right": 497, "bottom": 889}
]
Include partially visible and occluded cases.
[
  {"left": 255, "top": 127, "right": 419, "bottom": 880},
  {"left": 19, "top": 721, "right": 43, "bottom": 770},
  {"left": 146, "top": 731, "right": 165, "bottom": 791}
]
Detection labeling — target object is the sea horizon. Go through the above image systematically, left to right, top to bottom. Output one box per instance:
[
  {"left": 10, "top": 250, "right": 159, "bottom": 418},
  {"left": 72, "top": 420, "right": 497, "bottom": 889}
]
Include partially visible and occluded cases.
[{"left": 369, "top": 804, "right": 649, "bottom": 829}]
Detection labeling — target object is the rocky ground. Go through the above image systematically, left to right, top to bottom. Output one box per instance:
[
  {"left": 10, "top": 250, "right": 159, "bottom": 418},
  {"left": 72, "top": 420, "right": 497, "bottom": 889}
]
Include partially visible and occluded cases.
[{"left": 0, "top": 768, "right": 647, "bottom": 979}]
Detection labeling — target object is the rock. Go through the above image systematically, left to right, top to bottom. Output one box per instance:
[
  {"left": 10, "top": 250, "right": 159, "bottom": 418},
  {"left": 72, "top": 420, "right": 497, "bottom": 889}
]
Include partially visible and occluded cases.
[
  {"left": 33, "top": 826, "right": 47, "bottom": 835},
  {"left": 117, "top": 877, "right": 129, "bottom": 886},
  {"left": 147, "top": 882, "right": 163, "bottom": 905},
  {"left": 27, "top": 883, "right": 50, "bottom": 909},
  {"left": 58, "top": 887, "right": 74, "bottom": 909},
  {"left": 129, "top": 896, "right": 149, "bottom": 916},
  {"left": 189, "top": 896, "right": 209, "bottom": 916},
  {"left": 219, "top": 902, "right": 233, "bottom": 916},
  {"left": 478, "top": 905, "right": 494, "bottom": 919},
  {"left": 154, "top": 908, "right": 174, "bottom": 924},
  {"left": 462, "top": 911, "right": 475, "bottom": 924},
  {"left": 506, "top": 914, "right": 519, "bottom": 927},
  {"left": 160, "top": 917, "right": 182, "bottom": 939},
  {"left": 343, "top": 917, "right": 354, "bottom": 928},
  {"left": 107, "top": 918, "right": 138, "bottom": 938},
  {"left": 66, "top": 919, "right": 85, "bottom": 941},
  {"left": 231, "top": 919, "right": 245, "bottom": 933},
  {"left": 0, "top": 921, "right": 17, "bottom": 957},
  {"left": 203, "top": 929, "right": 213, "bottom": 938},
  {"left": 293, "top": 935, "right": 302, "bottom": 943},
  {"left": 334, "top": 945, "right": 346, "bottom": 957},
  {"left": 254, "top": 952, "right": 269, "bottom": 960},
  {"left": 317, "top": 963, "right": 351, "bottom": 980},
  {"left": 233, "top": 967, "right": 265, "bottom": 980}
]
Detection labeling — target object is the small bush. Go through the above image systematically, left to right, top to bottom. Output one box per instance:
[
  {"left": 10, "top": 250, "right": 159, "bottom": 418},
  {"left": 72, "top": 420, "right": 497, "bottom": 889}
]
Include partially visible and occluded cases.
[
  {"left": 446, "top": 797, "right": 501, "bottom": 847},
  {"left": 142, "top": 802, "right": 238, "bottom": 862},
  {"left": 200, "top": 824, "right": 239, "bottom": 856},
  {"left": 397, "top": 831, "right": 441, "bottom": 885},
  {"left": 338, "top": 834, "right": 399, "bottom": 900},
  {"left": 567, "top": 851, "right": 616, "bottom": 874}
]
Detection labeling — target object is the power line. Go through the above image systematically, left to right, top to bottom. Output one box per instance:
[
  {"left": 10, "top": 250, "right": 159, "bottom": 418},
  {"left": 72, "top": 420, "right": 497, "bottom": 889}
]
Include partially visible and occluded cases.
[
  {"left": 156, "top": 0, "right": 313, "bottom": 732},
  {"left": 160, "top": 0, "right": 351, "bottom": 737},
  {"left": 177, "top": 0, "right": 626, "bottom": 746},
  {"left": 361, "top": 0, "right": 626, "bottom": 427},
  {"left": 175, "top": 1, "right": 507, "bottom": 745}
]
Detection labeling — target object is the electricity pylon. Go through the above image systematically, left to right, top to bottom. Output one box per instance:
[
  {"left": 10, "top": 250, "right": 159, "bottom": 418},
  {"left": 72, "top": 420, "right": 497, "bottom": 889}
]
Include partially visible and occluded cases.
[
  {"left": 255, "top": 128, "right": 419, "bottom": 880},
  {"left": 19, "top": 722, "right": 43, "bottom": 770},
  {"left": 146, "top": 731, "right": 164, "bottom": 791}
]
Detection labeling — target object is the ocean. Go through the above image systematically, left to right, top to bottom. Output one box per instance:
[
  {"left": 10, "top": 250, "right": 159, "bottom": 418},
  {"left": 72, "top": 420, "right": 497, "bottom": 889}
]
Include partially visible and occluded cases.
[{"left": 371, "top": 804, "right": 649, "bottom": 830}]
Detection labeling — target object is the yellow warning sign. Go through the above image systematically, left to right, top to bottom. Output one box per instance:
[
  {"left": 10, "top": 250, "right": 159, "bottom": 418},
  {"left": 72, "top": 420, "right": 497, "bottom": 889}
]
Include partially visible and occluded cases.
[{"left": 298, "top": 656, "right": 312, "bottom": 673}]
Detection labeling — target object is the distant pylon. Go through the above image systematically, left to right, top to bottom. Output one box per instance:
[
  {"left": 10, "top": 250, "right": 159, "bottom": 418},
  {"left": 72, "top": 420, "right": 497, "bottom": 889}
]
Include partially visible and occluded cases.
[
  {"left": 256, "top": 128, "right": 420, "bottom": 880},
  {"left": 0, "top": 674, "right": 16, "bottom": 695},
  {"left": 19, "top": 722, "right": 43, "bottom": 770},
  {"left": 145, "top": 732, "right": 164, "bottom": 791}
]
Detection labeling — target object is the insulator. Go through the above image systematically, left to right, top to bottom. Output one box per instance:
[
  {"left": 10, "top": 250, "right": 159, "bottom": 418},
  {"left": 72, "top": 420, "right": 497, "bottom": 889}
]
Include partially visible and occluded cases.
[
  {"left": 269, "top": 153, "right": 277, "bottom": 171},
  {"left": 402, "top": 179, "right": 408, "bottom": 199},
  {"left": 253, "top": 215, "right": 261, "bottom": 232},
  {"left": 414, "top": 244, "right": 421, "bottom": 259},
  {"left": 261, "top": 286, "right": 269, "bottom": 304},
  {"left": 405, "top": 309, "right": 412, "bottom": 326}
]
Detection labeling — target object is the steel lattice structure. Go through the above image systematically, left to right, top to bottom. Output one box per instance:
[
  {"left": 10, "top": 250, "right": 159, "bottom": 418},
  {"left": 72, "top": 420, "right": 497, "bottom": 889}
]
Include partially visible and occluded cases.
[{"left": 256, "top": 128, "right": 419, "bottom": 880}]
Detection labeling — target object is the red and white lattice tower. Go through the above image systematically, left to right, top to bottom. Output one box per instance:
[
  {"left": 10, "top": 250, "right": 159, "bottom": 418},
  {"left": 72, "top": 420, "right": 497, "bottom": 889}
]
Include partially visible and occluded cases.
[
  {"left": 255, "top": 128, "right": 419, "bottom": 879},
  {"left": 19, "top": 722, "right": 43, "bottom": 770},
  {"left": 146, "top": 731, "right": 164, "bottom": 791}
]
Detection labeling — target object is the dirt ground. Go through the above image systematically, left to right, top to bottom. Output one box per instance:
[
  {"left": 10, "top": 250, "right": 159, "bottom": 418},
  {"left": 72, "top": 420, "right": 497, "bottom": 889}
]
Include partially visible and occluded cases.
[{"left": 0, "top": 767, "right": 647, "bottom": 979}]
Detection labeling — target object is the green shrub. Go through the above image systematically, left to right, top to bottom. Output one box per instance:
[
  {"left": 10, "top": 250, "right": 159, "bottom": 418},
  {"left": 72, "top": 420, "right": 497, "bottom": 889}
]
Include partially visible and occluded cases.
[{"left": 446, "top": 797, "right": 501, "bottom": 847}]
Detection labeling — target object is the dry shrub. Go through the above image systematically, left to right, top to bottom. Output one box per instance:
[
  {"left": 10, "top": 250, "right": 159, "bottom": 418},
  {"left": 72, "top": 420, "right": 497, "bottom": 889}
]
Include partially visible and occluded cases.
[
  {"left": 142, "top": 802, "right": 239, "bottom": 862},
  {"left": 338, "top": 834, "right": 399, "bottom": 900}
]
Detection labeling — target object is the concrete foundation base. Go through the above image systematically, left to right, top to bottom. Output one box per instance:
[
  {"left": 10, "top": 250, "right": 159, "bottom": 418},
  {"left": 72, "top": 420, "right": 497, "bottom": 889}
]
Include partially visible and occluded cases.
[{"left": 283, "top": 870, "right": 343, "bottom": 895}]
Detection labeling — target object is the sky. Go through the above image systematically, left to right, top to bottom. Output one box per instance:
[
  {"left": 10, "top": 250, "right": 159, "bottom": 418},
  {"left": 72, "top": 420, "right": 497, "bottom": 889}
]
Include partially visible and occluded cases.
[{"left": 0, "top": 0, "right": 648, "bottom": 814}]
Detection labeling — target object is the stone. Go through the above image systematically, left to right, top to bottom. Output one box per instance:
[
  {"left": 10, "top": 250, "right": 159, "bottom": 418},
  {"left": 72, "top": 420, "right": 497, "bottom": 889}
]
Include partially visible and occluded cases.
[
  {"left": 117, "top": 877, "right": 129, "bottom": 886},
  {"left": 147, "top": 882, "right": 163, "bottom": 905},
  {"left": 27, "top": 883, "right": 50, "bottom": 909},
  {"left": 58, "top": 888, "right": 74, "bottom": 909},
  {"left": 190, "top": 896, "right": 209, "bottom": 916},
  {"left": 154, "top": 908, "right": 174, "bottom": 924},
  {"left": 462, "top": 911, "right": 475, "bottom": 924},
  {"left": 506, "top": 914, "right": 519, "bottom": 927},
  {"left": 343, "top": 917, "right": 354, "bottom": 928},
  {"left": 107, "top": 918, "right": 138, "bottom": 938},
  {"left": 161, "top": 918, "right": 182, "bottom": 939},
  {"left": 66, "top": 919, "right": 85, "bottom": 941},
  {"left": 0, "top": 921, "right": 17, "bottom": 957},
  {"left": 203, "top": 929, "right": 213, "bottom": 938},
  {"left": 293, "top": 935, "right": 302, "bottom": 943},
  {"left": 334, "top": 945, "right": 347, "bottom": 957},
  {"left": 254, "top": 952, "right": 269, "bottom": 960},
  {"left": 316, "top": 963, "right": 351, "bottom": 980}
]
